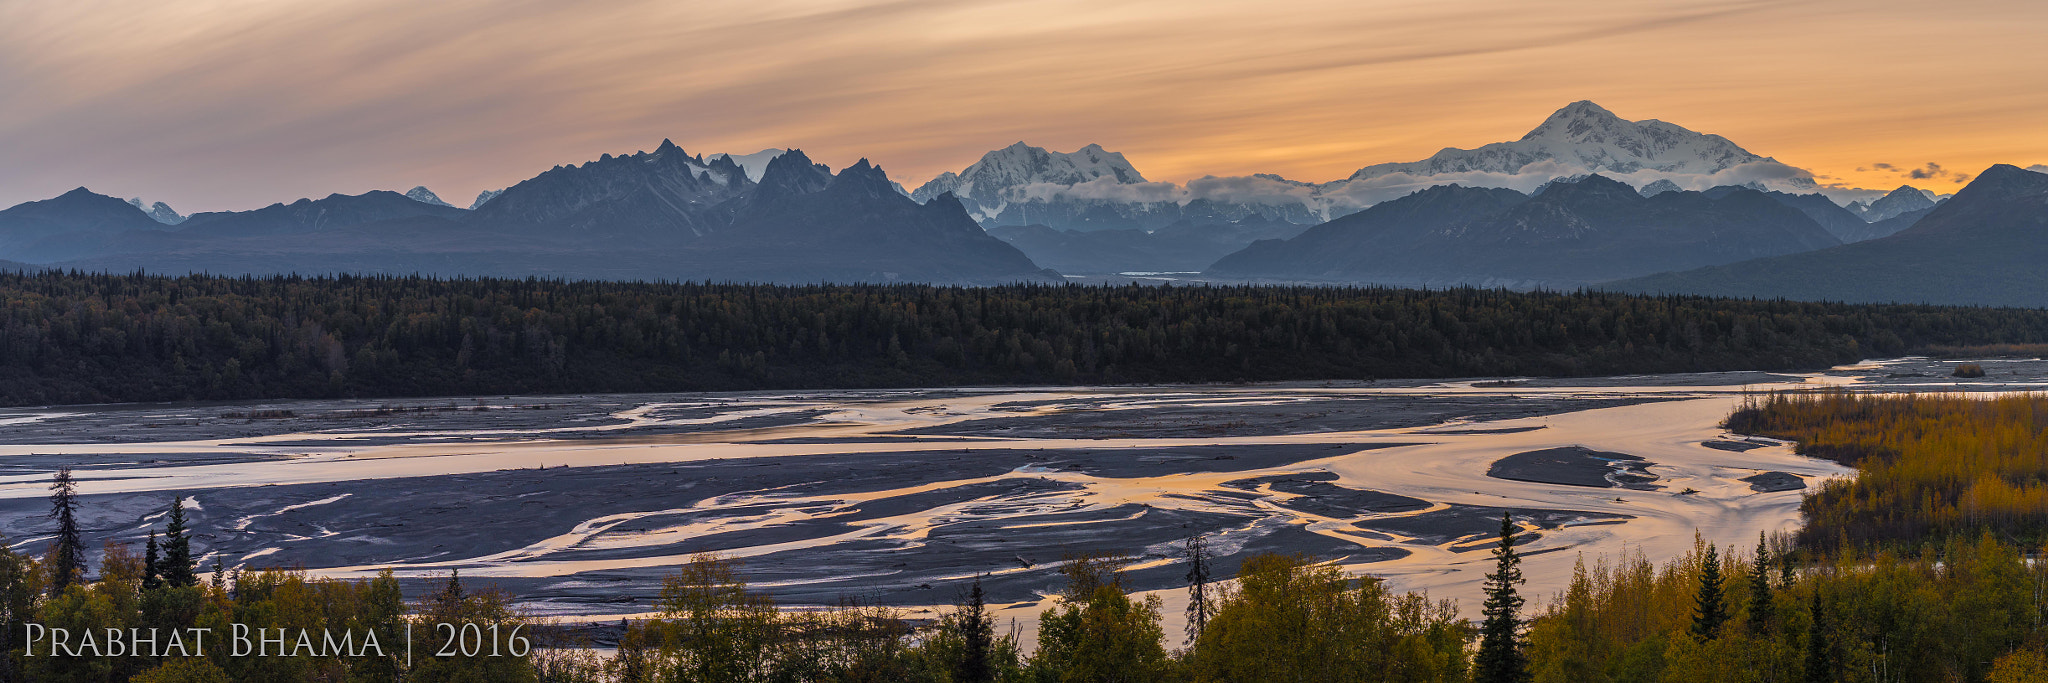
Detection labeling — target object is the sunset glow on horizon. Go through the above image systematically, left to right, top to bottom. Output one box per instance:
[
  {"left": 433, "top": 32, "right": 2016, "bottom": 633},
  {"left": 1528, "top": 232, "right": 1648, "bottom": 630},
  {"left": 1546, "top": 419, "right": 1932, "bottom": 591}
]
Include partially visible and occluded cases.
[{"left": 3, "top": 0, "right": 2045, "bottom": 211}]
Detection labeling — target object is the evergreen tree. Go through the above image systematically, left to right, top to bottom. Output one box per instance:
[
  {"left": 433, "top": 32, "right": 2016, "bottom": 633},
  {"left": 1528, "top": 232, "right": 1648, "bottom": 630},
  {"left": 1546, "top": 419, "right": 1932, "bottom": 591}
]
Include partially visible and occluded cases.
[
  {"left": 46, "top": 467, "right": 85, "bottom": 594},
  {"left": 160, "top": 496, "right": 197, "bottom": 587},
  {"left": 1475, "top": 512, "right": 1531, "bottom": 683},
  {"left": 142, "top": 530, "right": 163, "bottom": 590},
  {"left": 1184, "top": 532, "right": 1212, "bottom": 645},
  {"left": 1747, "top": 532, "right": 1774, "bottom": 635},
  {"left": 1692, "top": 543, "right": 1728, "bottom": 640},
  {"left": 1780, "top": 544, "right": 1797, "bottom": 589},
  {"left": 440, "top": 568, "right": 464, "bottom": 608},
  {"left": 954, "top": 575, "right": 995, "bottom": 683},
  {"left": 1803, "top": 590, "right": 1833, "bottom": 683}
]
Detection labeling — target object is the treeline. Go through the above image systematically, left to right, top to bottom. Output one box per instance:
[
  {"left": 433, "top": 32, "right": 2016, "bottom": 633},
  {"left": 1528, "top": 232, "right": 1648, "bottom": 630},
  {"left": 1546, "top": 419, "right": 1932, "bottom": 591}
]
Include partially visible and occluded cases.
[
  {"left": 6, "top": 271, "right": 2048, "bottom": 406},
  {"left": 1727, "top": 391, "right": 2048, "bottom": 553},
  {"left": 20, "top": 471, "right": 2048, "bottom": 681},
  {"left": 6, "top": 473, "right": 530, "bottom": 683},
  {"left": 1526, "top": 534, "right": 2048, "bottom": 683}
]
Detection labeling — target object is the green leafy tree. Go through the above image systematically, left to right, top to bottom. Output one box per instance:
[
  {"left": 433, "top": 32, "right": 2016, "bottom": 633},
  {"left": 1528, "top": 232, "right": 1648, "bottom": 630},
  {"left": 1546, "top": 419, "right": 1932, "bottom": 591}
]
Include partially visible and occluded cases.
[
  {"left": 1475, "top": 513, "right": 1531, "bottom": 683},
  {"left": 30, "top": 542, "right": 149, "bottom": 683},
  {"left": 0, "top": 544, "right": 39, "bottom": 682},
  {"left": 1185, "top": 553, "right": 1469, "bottom": 682},
  {"left": 622, "top": 554, "right": 782, "bottom": 683},
  {"left": 1030, "top": 554, "right": 1171, "bottom": 682},
  {"left": 408, "top": 569, "right": 539, "bottom": 683},
  {"left": 1989, "top": 648, "right": 2048, "bottom": 683},
  {"left": 129, "top": 658, "right": 232, "bottom": 683}
]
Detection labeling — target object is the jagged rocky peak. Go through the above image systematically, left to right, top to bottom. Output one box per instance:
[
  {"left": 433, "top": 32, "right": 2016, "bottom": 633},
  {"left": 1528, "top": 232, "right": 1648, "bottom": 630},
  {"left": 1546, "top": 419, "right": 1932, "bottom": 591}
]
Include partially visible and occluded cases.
[
  {"left": 553, "top": 138, "right": 744, "bottom": 188},
  {"left": 708, "top": 149, "right": 788, "bottom": 183},
  {"left": 754, "top": 149, "right": 835, "bottom": 197},
  {"left": 831, "top": 158, "right": 896, "bottom": 194},
  {"left": 405, "top": 186, "right": 454, "bottom": 207},
  {"left": 469, "top": 188, "right": 505, "bottom": 210},
  {"left": 126, "top": 197, "right": 188, "bottom": 224}
]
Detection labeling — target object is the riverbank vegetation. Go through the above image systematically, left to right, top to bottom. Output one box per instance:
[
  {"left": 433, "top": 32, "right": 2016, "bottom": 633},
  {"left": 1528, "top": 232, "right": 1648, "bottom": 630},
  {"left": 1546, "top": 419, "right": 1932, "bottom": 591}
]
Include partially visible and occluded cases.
[
  {"left": 8, "top": 271, "right": 2048, "bottom": 406},
  {"left": 1727, "top": 390, "right": 2048, "bottom": 553},
  {"left": 15, "top": 393, "right": 2048, "bottom": 681}
]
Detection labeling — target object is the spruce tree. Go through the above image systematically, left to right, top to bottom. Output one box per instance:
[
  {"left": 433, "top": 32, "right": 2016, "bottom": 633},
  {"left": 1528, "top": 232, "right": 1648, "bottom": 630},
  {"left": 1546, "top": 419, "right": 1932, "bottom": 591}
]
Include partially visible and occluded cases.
[
  {"left": 46, "top": 467, "right": 85, "bottom": 594},
  {"left": 161, "top": 496, "right": 197, "bottom": 587},
  {"left": 1474, "top": 513, "right": 1531, "bottom": 683},
  {"left": 142, "top": 530, "right": 163, "bottom": 590},
  {"left": 1747, "top": 532, "right": 1774, "bottom": 635},
  {"left": 1184, "top": 533, "right": 1212, "bottom": 645},
  {"left": 1692, "top": 543, "right": 1728, "bottom": 640},
  {"left": 1780, "top": 544, "right": 1797, "bottom": 589},
  {"left": 440, "top": 568, "right": 464, "bottom": 608},
  {"left": 955, "top": 575, "right": 995, "bottom": 683},
  {"left": 1803, "top": 590, "right": 1833, "bottom": 683}
]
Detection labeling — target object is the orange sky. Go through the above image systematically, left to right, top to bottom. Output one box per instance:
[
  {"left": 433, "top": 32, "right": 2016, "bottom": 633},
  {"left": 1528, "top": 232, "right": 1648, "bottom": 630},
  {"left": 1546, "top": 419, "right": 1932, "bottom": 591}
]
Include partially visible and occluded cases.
[{"left": 2, "top": 0, "right": 2044, "bottom": 211}]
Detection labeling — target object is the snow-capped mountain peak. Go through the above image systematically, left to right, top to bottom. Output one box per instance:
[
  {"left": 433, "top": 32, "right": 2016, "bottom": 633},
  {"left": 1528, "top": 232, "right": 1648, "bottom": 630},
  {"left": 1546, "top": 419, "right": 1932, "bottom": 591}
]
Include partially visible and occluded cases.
[
  {"left": 1517, "top": 100, "right": 1623, "bottom": 141},
  {"left": 1346, "top": 101, "right": 1774, "bottom": 181},
  {"left": 910, "top": 142, "right": 1151, "bottom": 220},
  {"left": 965, "top": 142, "right": 1147, "bottom": 187},
  {"left": 1638, "top": 179, "right": 1684, "bottom": 197},
  {"left": 1849, "top": 184, "right": 1937, "bottom": 221},
  {"left": 405, "top": 186, "right": 455, "bottom": 208},
  {"left": 470, "top": 189, "right": 505, "bottom": 210},
  {"left": 125, "top": 197, "right": 187, "bottom": 225}
]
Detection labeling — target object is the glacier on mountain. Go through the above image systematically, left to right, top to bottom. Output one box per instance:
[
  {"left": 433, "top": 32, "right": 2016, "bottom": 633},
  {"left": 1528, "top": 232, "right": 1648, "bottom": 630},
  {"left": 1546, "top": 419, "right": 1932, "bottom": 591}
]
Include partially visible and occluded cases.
[
  {"left": 1346, "top": 101, "right": 1780, "bottom": 181},
  {"left": 910, "top": 102, "right": 1830, "bottom": 232},
  {"left": 911, "top": 142, "right": 1153, "bottom": 221}
]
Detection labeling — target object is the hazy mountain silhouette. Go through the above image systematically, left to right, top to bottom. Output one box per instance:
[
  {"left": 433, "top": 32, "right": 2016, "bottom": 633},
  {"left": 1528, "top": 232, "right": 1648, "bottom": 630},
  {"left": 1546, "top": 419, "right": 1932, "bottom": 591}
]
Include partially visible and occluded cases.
[
  {"left": 5, "top": 143, "right": 1054, "bottom": 285},
  {"left": 1610, "top": 164, "right": 2048, "bottom": 306},
  {"left": 1208, "top": 175, "right": 1839, "bottom": 288}
]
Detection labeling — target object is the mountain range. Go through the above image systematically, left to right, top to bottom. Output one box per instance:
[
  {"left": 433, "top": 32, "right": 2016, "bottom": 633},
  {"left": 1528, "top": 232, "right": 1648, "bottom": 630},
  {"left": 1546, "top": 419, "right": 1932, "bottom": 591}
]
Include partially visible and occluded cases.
[
  {"left": 1, "top": 101, "right": 2039, "bottom": 305},
  {"left": 914, "top": 101, "right": 1833, "bottom": 237},
  {"left": 1, "top": 142, "right": 1050, "bottom": 285},
  {"left": 1610, "top": 164, "right": 2048, "bottom": 307},
  {"left": 1206, "top": 176, "right": 1843, "bottom": 288},
  {"left": 1847, "top": 186, "right": 1941, "bottom": 222}
]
